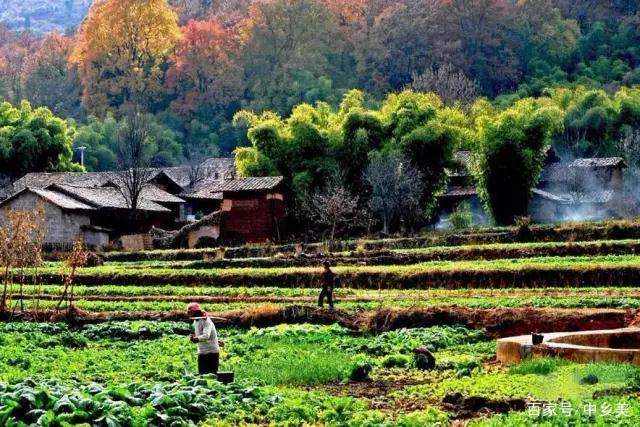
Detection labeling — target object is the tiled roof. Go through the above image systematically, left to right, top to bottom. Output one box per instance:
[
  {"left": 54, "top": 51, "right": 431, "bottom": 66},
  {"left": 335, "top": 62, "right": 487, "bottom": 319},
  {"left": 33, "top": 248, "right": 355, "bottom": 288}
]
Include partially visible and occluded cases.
[
  {"left": 447, "top": 151, "right": 473, "bottom": 177},
  {"left": 454, "top": 151, "right": 473, "bottom": 168},
  {"left": 540, "top": 157, "right": 626, "bottom": 182},
  {"left": 12, "top": 158, "right": 236, "bottom": 193},
  {"left": 153, "top": 158, "right": 236, "bottom": 189},
  {"left": 569, "top": 158, "right": 626, "bottom": 168},
  {"left": 540, "top": 163, "right": 569, "bottom": 183},
  {"left": 12, "top": 172, "right": 112, "bottom": 192},
  {"left": 181, "top": 176, "right": 284, "bottom": 199},
  {"left": 209, "top": 176, "right": 284, "bottom": 192},
  {"left": 52, "top": 185, "right": 171, "bottom": 212},
  {"left": 139, "top": 185, "right": 185, "bottom": 204},
  {"left": 439, "top": 186, "right": 477, "bottom": 198},
  {"left": 0, "top": 187, "right": 96, "bottom": 211},
  {"left": 532, "top": 188, "right": 571, "bottom": 203},
  {"left": 532, "top": 188, "right": 615, "bottom": 205},
  {"left": 183, "top": 190, "right": 224, "bottom": 200},
  {"left": 572, "top": 190, "right": 615, "bottom": 204}
]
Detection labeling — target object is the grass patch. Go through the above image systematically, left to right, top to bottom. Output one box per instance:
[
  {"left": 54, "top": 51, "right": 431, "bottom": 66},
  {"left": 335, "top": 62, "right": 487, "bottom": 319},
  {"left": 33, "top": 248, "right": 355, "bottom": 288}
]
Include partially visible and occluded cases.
[
  {"left": 509, "top": 358, "right": 571, "bottom": 375},
  {"left": 401, "top": 362, "right": 640, "bottom": 402}
]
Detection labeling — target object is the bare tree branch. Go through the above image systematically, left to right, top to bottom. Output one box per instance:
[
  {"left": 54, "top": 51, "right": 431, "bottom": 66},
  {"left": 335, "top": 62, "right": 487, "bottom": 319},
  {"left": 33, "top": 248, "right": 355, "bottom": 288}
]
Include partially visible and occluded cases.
[
  {"left": 411, "top": 63, "right": 478, "bottom": 105},
  {"left": 112, "top": 110, "right": 154, "bottom": 214},
  {"left": 364, "top": 152, "right": 424, "bottom": 234},
  {"left": 310, "top": 178, "right": 359, "bottom": 247}
]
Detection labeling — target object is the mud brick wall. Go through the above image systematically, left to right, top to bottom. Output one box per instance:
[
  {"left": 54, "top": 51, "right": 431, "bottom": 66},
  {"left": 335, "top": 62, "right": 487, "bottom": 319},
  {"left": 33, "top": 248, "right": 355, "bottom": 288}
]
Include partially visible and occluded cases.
[
  {"left": 0, "top": 192, "right": 89, "bottom": 246},
  {"left": 221, "top": 194, "right": 285, "bottom": 243}
]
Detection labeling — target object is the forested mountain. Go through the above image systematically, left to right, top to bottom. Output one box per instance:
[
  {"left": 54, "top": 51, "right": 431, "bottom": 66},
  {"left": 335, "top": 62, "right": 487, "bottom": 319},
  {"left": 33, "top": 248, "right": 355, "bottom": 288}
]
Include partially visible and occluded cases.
[
  {"left": 0, "top": 0, "right": 92, "bottom": 33},
  {"left": 1, "top": 0, "right": 640, "bottom": 200}
]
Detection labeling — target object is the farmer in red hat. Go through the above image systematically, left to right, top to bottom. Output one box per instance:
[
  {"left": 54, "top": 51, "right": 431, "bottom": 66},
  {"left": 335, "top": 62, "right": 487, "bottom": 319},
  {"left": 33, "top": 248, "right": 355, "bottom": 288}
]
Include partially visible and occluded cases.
[{"left": 187, "top": 303, "right": 223, "bottom": 375}]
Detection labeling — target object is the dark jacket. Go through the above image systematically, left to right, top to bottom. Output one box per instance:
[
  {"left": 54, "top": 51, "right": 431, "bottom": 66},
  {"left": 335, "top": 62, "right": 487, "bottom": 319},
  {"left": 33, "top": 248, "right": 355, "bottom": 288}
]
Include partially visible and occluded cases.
[{"left": 322, "top": 269, "right": 334, "bottom": 291}]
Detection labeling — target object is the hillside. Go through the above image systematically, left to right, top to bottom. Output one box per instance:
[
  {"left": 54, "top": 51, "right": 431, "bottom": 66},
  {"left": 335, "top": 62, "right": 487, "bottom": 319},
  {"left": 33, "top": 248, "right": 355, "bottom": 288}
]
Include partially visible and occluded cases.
[{"left": 0, "top": 0, "right": 92, "bottom": 33}]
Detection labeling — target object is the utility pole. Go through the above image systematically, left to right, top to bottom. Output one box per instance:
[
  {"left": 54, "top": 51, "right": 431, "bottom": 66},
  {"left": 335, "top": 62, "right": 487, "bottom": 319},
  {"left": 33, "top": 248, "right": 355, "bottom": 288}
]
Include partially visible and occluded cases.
[{"left": 76, "top": 146, "right": 87, "bottom": 167}]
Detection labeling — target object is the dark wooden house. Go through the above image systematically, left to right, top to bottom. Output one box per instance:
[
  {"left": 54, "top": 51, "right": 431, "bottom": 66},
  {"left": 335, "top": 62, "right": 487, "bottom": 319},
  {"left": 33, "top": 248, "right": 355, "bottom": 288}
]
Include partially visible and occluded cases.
[{"left": 437, "top": 150, "right": 629, "bottom": 224}]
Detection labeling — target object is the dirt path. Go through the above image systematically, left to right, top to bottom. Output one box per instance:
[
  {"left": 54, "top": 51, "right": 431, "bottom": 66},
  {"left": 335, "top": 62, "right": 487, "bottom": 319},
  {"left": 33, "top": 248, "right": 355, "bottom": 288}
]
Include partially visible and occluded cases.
[{"left": 306, "top": 377, "right": 435, "bottom": 414}]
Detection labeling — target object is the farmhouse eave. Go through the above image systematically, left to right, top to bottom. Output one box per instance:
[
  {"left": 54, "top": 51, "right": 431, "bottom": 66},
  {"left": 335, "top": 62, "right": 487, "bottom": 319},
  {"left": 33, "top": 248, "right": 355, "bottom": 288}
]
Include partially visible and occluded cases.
[{"left": 0, "top": 187, "right": 96, "bottom": 212}]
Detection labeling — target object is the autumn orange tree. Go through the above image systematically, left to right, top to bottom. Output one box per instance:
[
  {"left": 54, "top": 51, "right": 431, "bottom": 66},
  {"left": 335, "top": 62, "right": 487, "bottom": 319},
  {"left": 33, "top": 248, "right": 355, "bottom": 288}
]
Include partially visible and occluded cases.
[
  {"left": 71, "top": 0, "right": 180, "bottom": 116},
  {"left": 167, "top": 19, "right": 244, "bottom": 119},
  {"left": 0, "top": 31, "right": 40, "bottom": 103},
  {"left": 23, "top": 32, "right": 82, "bottom": 119}
]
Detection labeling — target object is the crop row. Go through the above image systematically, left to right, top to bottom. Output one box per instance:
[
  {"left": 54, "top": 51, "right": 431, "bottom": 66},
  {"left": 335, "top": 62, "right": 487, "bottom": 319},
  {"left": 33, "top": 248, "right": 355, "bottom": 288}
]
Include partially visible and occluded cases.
[
  {"left": 97, "top": 218, "right": 640, "bottom": 262},
  {"left": 97, "top": 239, "right": 640, "bottom": 269},
  {"left": 31, "top": 255, "right": 640, "bottom": 288},
  {"left": 12, "top": 284, "right": 640, "bottom": 299},
  {"left": 10, "top": 295, "right": 640, "bottom": 313},
  {"left": 0, "top": 323, "right": 481, "bottom": 425}
]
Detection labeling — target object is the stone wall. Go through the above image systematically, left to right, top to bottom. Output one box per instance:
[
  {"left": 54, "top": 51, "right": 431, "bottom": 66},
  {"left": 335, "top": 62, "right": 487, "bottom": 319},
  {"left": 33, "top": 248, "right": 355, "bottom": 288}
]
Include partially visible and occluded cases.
[
  {"left": 0, "top": 192, "right": 90, "bottom": 247},
  {"left": 187, "top": 224, "right": 220, "bottom": 248},
  {"left": 84, "top": 229, "right": 110, "bottom": 249},
  {"left": 120, "top": 234, "right": 153, "bottom": 251}
]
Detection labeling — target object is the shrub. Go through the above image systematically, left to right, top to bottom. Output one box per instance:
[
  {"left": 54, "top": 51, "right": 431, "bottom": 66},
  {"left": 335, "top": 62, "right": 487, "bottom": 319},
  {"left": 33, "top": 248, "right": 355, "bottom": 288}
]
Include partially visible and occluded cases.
[
  {"left": 449, "top": 203, "right": 473, "bottom": 230},
  {"left": 515, "top": 216, "right": 534, "bottom": 242},
  {"left": 606, "top": 223, "right": 625, "bottom": 239},
  {"left": 195, "top": 236, "right": 218, "bottom": 249},
  {"left": 85, "top": 252, "right": 104, "bottom": 267},
  {"left": 55, "top": 332, "right": 89, "bottom": 349},
  {"left": 414, "top": 352, "right": 436, "bottom": 371},
  {"left": 381, "top": 354, "right": 411, "bottom": 369},
  {"left": 349, "top": 362, "right": 373, "bottom": 381},
  {"left": 455, "top": 367, "right": 472, "bottom": 378},
  {"left": 581, "top": 373, "right": 600, "bottom": 385}
]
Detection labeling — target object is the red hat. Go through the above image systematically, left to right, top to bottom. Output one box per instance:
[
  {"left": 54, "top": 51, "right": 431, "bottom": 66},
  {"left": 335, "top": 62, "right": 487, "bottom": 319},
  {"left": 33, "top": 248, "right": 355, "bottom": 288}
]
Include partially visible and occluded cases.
[{"left": 187, "top": 302, "right": 203, "bottom": 313}]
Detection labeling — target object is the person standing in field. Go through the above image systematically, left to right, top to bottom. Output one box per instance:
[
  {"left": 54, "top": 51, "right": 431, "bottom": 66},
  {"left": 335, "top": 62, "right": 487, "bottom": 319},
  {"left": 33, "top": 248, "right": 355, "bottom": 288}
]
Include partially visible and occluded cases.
[
  {"left": 318, "top": 261, "right": 335, "bottom": 309},
  {"left": 187, "top": 303, "right": 223, "bottom": 375}
]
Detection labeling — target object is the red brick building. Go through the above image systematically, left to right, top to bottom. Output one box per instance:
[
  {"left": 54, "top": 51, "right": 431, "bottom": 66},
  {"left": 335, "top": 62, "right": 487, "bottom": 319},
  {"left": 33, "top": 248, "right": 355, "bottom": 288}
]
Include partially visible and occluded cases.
[{"left": 217, "top": 177, "right": 286, "bottom": 243}]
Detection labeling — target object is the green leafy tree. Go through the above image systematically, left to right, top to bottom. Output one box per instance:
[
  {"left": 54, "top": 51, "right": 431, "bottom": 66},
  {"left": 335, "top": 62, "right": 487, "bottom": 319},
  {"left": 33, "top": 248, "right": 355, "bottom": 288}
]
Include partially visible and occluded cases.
[
  {"left": 235, "top": 89, "right": 460, "bottom": 229},
  {"left": 474, "top": 99, "right": 564, "bottom": 225},
  {"left": 0, "top": 101, "right": 79, "bottom": 178},
  {"left": 73, "top": 113, "right": 183, "bottom": 171},
  {"left": 399, "top": 122, "right": 455, "bottom": 217}
]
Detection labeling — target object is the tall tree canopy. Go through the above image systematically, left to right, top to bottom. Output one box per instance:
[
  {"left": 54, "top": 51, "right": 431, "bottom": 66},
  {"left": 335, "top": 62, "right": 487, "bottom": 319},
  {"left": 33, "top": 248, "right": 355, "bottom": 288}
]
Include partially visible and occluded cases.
[
  {"left": 71, "top": 0, "right": 180, "bottom": 116},
  {"left": 240, "top": 0, "right": 337, "bottom": 114},
  {"left": 167, "top": 19, "right": 244, "bottom": 119},
  {"left": 23, "top": 33, "right": 82, "bottom": 119},
  {"left": 235, "top": 89, "right": 462, "bottom": 229},
  {"left": 474, "top": 99, "right": 564, "bottom": 225},
  {"left": 0, "top": 101, "right": 79, "bottom": 178}
]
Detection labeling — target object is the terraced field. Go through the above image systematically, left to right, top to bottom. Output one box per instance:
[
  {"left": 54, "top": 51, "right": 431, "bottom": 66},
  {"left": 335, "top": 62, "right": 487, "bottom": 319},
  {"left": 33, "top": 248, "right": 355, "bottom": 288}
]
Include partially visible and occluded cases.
[{"left": 4, "top": 226, "right": 640, "bottom": 425}]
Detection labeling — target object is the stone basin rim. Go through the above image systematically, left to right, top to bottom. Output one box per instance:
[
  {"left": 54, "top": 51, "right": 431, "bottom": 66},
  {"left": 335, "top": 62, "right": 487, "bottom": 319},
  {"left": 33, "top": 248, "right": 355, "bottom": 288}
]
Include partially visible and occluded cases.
[{"left": 496, "top": 327, "right": 640, "bottom": 365}]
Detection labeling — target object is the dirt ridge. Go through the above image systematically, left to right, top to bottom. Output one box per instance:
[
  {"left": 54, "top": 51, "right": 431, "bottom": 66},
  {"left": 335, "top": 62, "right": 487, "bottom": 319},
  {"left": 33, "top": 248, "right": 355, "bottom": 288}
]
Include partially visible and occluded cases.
[{"left": 5, "top": 305, "right": 635, "bottom": 337}]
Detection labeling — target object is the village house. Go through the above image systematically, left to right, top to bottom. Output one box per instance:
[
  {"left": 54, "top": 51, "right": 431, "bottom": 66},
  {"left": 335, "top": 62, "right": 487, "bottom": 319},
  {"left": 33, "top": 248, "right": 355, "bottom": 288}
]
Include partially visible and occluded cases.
[
  {"left": 438, "top": 150, "right": 630, "bottom": 224},
  {"left": 437, "top": 151, "right": 488, "bottom": 224},
  {"left": 0, "top": 158, "right": 286, "bottom": 250}
]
